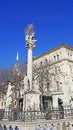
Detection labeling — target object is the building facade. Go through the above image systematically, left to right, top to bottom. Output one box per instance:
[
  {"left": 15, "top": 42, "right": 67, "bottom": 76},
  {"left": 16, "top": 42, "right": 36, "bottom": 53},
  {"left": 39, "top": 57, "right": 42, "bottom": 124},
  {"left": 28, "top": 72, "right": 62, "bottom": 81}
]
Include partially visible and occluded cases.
[
  {"left": 0, "top": 44, "right": 73, "bottom": 111},
  {"left": 32, "top": 44, "right": 73, "bottom": 110}
]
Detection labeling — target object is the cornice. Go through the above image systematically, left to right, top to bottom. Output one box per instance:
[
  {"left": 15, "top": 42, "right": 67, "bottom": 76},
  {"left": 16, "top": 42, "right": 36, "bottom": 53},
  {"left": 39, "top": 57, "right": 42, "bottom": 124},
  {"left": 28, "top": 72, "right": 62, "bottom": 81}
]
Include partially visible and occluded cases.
[{"left": 33, "top": 44, "right": 73, "bottom": 61}]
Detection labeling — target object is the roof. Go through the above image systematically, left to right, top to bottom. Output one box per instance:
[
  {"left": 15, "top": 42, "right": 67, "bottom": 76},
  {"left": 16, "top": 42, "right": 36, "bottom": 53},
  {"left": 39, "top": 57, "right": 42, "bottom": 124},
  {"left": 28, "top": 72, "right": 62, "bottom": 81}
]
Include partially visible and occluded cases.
[{"left": 33, "top": 43, "right": 73, "bottom": 61}]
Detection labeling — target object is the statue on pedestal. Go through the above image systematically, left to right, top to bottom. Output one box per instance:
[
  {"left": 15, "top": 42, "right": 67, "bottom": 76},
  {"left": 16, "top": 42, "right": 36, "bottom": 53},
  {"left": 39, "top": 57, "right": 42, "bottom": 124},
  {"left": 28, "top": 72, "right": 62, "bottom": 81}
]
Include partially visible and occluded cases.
[
  {"left": 23, "top": 24, "right": 41, "bottom": 111},
  {"left": 25, "top": 24, "right": 37, "bottom": 48},
  {"left": 24, "top": 76, "right": 30, "bottom": 92}
]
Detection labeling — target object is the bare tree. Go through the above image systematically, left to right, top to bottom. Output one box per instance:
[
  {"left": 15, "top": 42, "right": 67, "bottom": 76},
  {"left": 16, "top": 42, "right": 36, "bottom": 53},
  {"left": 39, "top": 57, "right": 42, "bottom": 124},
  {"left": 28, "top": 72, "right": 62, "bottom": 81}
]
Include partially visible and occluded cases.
[
  {"left": 0, "top": 62, "right": 27, "bottom": 86},
  {"left": 33, "top": 62, "right": 50, "bottom": 93},
  {"left": 0, "top": 67, "right": 13, "bottom": 85}
]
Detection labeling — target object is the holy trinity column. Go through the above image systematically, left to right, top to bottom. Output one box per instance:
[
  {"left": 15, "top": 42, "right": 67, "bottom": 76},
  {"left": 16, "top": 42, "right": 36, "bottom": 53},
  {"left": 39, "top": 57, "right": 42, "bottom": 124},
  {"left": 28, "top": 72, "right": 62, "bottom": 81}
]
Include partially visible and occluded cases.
[
  {"left": 23, "top": 24, "right": 41, "bottom": 111},
  {"left": 25, "top": 24, "right": 36, "bottom": 91}
]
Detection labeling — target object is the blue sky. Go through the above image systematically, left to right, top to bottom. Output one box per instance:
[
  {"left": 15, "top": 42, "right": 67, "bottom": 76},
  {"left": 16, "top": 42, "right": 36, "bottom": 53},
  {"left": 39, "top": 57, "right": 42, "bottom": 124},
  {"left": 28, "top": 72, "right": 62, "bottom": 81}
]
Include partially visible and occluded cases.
[{"left": 0, "top": 0, "right": 73, "bottom": 68}]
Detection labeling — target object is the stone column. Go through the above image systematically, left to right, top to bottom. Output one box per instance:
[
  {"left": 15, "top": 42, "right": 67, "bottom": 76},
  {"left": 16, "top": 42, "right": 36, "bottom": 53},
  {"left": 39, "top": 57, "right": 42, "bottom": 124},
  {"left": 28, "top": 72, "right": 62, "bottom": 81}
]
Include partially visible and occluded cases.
[
  {"left": 25, "top": 24, "right": 36, "bottom": 91},
  {"left": 27, "top": 48, "right": 33, "bottom": 91}
]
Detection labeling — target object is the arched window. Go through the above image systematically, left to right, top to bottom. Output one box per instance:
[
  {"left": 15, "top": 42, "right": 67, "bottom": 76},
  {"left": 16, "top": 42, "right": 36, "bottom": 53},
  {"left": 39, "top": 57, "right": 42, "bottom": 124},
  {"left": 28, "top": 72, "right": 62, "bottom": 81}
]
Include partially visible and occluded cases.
[
  {"left": 57, "top": 54, "right": 59, "bottom": 60},
  {"left": 54, "top": 56, "right": 56, "bottom": 61},
  {"left": 45, "top": 58, "right": 48, "bottom": 65}
]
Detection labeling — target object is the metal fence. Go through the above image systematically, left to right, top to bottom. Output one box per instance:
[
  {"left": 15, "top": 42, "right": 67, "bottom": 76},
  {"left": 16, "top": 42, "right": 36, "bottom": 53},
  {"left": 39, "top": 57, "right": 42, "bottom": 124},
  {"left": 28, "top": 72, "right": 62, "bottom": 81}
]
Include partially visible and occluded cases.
[{"left": 0, "top": 108, "right": 73, "bottom": 121}]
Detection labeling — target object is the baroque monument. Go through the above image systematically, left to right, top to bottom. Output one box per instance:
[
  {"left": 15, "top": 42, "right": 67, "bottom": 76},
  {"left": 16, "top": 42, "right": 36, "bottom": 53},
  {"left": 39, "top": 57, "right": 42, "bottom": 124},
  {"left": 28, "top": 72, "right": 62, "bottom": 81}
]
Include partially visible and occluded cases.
[
  {"left": 23, "top": 24, "right": 41, "bottom": 111},
  {"left": 25, "top": 24, "right": 36, "bottom": 91},
  {"left": 1, "top": 25, "right": 73, "bottom": 115}
]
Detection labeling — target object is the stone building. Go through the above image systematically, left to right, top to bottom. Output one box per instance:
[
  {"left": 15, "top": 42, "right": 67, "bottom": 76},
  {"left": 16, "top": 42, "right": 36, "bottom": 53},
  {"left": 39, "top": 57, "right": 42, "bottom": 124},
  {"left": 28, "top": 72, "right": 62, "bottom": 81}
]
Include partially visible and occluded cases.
[
  {"left": 0, "top": 44, "right": 73, "bottom": 111},
  {"left": 14, "top": 44, "right": 73, "bottom": 111},
  {"left": 32, "top": 44, "right": 73, "bottom": 110}
]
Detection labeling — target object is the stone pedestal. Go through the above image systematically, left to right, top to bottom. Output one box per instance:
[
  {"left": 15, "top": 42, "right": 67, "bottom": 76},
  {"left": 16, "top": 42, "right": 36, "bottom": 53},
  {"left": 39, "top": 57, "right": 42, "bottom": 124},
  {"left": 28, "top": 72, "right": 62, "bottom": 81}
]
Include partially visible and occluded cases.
[{"left": 23, "top": 91, "right": 41, "bottom": 111}]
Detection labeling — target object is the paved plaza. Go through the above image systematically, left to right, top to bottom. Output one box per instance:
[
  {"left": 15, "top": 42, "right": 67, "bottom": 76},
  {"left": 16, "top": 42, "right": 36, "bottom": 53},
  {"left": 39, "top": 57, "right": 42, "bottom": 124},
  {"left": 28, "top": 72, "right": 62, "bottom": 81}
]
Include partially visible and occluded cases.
[{"left": 0, "top": 118, "right": 73, "bottom": 130}]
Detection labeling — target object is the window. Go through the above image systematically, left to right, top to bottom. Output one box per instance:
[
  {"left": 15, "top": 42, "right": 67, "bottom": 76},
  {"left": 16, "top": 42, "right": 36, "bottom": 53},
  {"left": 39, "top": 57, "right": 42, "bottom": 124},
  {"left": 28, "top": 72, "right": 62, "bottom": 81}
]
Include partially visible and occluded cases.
[
  {"left": 68, "top": 51, "right": 72, "bottom": 60},
  {"left": 54, "top": 54, "right": 59, "bottom": 62},
  {"left": 57, "top": 54, "right": 59, "bottom": 60},
  {"left": 54, "top": 56, "right": 56, "bottom": 61},
  {"left": 45, "top": 58, "right": 48, "bottom": 65},
  {"left": 40, "top": 61, "right": 43, "bottom": 66},
  {"left": 55, "top": 66, "right": 61, "bottom": 74},
  {"left": 58, "top": 66, "right": 61, "bottom": 72},
  {"left": 70, "top": 66, "right": 72, "bottom": 73},
  {"left": 47, "top": 83, "right": 50, "bottom": 91}
]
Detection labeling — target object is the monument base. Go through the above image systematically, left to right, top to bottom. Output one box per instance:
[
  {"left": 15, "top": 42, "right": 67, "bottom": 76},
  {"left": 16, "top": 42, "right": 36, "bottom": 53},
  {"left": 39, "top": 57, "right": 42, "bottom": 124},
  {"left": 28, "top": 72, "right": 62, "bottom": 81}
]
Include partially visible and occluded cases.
[{"left": 23, "top": 90, "right": 41, "bottom": 111}]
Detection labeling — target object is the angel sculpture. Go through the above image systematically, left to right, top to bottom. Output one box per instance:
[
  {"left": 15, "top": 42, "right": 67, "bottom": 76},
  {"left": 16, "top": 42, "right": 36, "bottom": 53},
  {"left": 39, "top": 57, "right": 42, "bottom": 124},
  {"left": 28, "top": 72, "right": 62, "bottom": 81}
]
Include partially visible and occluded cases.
[{"left": 25, "top": 24, "right": 37, "bottom": 48}]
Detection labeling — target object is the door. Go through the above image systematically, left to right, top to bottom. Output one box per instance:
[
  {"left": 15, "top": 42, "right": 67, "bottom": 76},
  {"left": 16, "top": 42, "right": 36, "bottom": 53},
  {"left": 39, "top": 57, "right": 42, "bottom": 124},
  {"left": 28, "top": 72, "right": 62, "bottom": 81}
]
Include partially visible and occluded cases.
[{"left": 42, "top": 96, "right": 52, "bottom": 111}]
